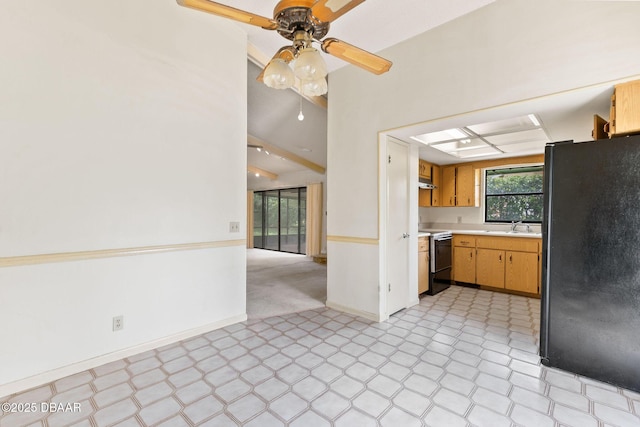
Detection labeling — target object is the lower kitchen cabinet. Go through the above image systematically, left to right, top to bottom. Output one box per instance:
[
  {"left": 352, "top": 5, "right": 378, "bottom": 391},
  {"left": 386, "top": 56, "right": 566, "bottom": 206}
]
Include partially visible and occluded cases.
[
  {"left": 452, "top": 234, "right": 541, "bottom": 296},
  {"left": 453, "top": 236, "right": 475, "bottom": 283},
  {"left": 418, "top": 237, "right": 430, "bottom": 294},
  {"left": 453, "top": 247, "right": 475, "bottom": 283},
  {"left": 476, "top": 249, "right": 505, "bottom": 288},
  {"left": 505, "top": 251, "right": 539, "bottom": 293}
]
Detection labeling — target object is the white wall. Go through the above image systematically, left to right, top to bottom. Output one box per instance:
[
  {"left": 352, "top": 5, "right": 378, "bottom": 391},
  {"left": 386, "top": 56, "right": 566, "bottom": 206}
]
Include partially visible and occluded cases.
[
  {"left": 327, "top": 0, "right": 640, "bottom": 318},
  {"left": 0, "top": 1, "right": 248, "bottom": 392}
]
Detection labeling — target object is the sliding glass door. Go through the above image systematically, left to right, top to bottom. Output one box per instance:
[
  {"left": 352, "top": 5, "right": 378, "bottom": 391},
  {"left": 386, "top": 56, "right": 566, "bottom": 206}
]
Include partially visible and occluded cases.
[{"left": 253, "top": 187, "right": 307, "bottom": 254}]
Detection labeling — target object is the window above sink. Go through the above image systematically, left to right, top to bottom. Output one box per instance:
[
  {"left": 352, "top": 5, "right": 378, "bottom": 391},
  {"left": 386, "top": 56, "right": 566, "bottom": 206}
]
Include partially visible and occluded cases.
[{"left": 485, "top": 165, "right": 544, "bottom": 224}]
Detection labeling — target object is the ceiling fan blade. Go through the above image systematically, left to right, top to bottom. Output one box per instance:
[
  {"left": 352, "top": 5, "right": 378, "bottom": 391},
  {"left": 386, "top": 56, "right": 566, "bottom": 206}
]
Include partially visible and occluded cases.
[
  {"left": 177, "top": 0, "right": 278, "bottom": 30},
  {"left": 311, "top": 0, "right": 366, "bottom": 22},
  {"left": 321, "top": 38, "right": 392, "bottom": 75},
  {"left": 256, "top": 47, "right": 297, "bottom": 83}
]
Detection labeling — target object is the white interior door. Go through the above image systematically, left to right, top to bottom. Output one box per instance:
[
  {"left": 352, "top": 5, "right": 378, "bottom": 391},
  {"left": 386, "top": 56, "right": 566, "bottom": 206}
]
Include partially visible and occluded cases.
[{"left": 386, "top": 139, "right": 410, "bottom": 316}]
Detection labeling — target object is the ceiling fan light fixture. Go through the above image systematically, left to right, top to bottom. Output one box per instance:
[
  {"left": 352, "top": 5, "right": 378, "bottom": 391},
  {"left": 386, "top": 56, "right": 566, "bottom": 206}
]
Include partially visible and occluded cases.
[
  {"left": 294, "top": 47, "right": 328, "bottom": 80},
  {"left": 263, "top": 58, "right": 295, "bottom": 89},
  {"left": 301, "top": 77, "right": 328, "bottom": 96}
]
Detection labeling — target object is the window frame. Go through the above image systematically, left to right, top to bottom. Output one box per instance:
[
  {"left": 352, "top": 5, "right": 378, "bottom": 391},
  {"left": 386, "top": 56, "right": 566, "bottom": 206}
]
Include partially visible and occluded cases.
[{"left": 483, "top": 164, "right": 544, "bottom": 224}]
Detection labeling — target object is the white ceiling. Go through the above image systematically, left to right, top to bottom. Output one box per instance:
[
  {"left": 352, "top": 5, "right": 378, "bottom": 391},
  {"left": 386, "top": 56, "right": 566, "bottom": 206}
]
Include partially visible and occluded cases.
[
  {"left": 219, "top": 0, "right": 496, "bottom": 73},
  {"left": 231, "top": 0, "right": 618, "bottom": 186}
]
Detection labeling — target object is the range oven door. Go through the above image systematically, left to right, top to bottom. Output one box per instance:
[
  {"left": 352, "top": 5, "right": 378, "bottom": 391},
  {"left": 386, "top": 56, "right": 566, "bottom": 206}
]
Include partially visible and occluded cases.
[
  {"left": 427, "top": 235, "right": 452, "bottom": 295},
  {"left": 431, "top": 236, "right": 452, "bottom": 273}
]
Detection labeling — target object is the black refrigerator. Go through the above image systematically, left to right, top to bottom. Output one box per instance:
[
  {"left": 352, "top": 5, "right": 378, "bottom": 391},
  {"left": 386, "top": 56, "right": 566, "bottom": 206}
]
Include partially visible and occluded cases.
[{"left": 540, "top": 134, "right": 640, "bottom": 393}]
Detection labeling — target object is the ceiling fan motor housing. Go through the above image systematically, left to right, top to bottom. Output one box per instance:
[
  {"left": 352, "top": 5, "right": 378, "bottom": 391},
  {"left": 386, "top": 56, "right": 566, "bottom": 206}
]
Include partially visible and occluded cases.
[{"left": 274, "top": 1, "right": 330, "bottom": 43}]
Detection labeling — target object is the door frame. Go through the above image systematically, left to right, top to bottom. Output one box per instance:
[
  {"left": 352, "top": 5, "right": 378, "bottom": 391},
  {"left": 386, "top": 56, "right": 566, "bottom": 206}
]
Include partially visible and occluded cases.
[{"left": 379, "top": 134, "right": 420, "bottom": 320}]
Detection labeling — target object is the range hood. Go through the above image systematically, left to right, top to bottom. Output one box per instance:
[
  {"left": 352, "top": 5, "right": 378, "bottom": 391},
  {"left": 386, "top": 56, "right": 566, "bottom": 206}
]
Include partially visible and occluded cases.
[{"left": 419, "top": 177, "right": 437, "bottom": 189}]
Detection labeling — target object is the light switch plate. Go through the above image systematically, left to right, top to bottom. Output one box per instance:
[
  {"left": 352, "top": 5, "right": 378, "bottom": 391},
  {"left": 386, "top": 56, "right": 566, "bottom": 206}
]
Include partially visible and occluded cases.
[{"left": 230, "top": 222, "right": 240, "bottom": 233}]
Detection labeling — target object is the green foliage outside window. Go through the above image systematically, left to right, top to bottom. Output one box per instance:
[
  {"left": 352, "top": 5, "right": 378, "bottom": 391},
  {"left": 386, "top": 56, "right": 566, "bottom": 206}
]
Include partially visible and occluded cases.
[{"left": 485, "top": 166, "right": 543, "bottom": 223}]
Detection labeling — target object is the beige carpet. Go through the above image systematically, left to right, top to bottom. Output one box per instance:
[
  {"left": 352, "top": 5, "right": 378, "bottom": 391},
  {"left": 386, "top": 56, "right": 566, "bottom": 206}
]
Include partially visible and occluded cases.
[{"left": 246, "top": 248, "right": 327, "bottom": 319}]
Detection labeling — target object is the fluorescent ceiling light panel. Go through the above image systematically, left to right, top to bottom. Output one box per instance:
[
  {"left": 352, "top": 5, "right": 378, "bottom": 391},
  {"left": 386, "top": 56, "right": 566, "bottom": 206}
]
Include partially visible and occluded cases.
[
  {"left": 528, "top": 114, "right": 541, "bottom": 127},
  {"left": 467, "top": 115, "right": 539, "bottom": 135},
  {"left": 410, "top": 128, "right": 468, "bottom": 145},
  {"left": 484, "top": 128, "right": 550, "bottom": 146},
  {"left": 431, "top": 138, "right": 487, "bottom": 152},
  {"left": 499, "top": 140, "right": 546, "bottom": 153},
  {"left": 456, "top": 145, "right": 502, "bottom": 158}
]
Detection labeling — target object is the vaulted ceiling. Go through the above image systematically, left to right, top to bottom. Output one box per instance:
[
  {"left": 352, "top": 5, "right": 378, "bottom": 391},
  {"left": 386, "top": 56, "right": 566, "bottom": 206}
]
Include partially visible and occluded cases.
[{"left": 237, "top": 0, "right": 618, "bottom": 189}]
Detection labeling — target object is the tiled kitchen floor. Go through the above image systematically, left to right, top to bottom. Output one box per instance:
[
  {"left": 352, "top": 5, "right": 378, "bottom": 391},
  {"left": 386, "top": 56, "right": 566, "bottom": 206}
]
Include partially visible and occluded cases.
[{"left": 2, "top": 286, "right": 640, "bottom": 427}]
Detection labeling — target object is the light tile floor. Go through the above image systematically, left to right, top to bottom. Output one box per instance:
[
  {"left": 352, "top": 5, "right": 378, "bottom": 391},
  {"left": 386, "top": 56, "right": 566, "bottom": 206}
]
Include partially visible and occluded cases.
[{"left": 2, "top": 286, "right": 640, "bottom": 426}]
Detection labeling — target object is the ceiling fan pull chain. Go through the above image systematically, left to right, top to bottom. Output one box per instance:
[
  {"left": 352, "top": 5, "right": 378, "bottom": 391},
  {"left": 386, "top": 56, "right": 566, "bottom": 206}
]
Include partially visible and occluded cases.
[{"left": 298, "top": 87, "right": 305, "bottom": 121}]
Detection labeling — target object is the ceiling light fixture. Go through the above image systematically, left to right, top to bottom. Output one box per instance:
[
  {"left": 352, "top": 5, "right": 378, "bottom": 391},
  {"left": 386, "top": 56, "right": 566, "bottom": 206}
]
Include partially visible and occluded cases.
[
  {"left": 178, "top": 0, "right": 392, "bottom": 98},
  {"left": 263, "top": 31, "right": 329, "bottom": 97},
  {"left": 528, "top": 114, "right": 541, "bottom": 127}
]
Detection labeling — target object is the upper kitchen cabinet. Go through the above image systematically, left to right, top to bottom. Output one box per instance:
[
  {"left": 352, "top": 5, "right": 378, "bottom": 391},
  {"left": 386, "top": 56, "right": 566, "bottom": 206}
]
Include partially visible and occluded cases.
[
  {"left": 609, "top": 79, "right": 640, "bottom": 137},
  {"left": 419, "top": 160, "right": 431, "bottom": 179},
  {"left": 419, "top": 160, "right": 440, "bottom": 207},
  {"left": 431, "top": 165, "right": 441, "bottom": 206},
  {"left": 441, "top": 165, "right": 479, "bottom": 207},
  {"left": 456, "top": 165, "right": 478, "bottom": 207},
  {"left": 442, "top": 166, "right": 456, "bottom": 207}
]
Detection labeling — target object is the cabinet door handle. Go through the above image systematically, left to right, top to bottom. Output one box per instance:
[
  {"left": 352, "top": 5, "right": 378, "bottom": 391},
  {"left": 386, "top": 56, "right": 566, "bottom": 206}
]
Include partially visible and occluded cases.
[
  {"left": 470, "top": 252, "right": 473, "bottom": 259},
  {"left": 499, "top": 254, "right": 502, "bottom": 262},
  {"left": 509, "top": 254, "right": 512, "bottom": 263}
]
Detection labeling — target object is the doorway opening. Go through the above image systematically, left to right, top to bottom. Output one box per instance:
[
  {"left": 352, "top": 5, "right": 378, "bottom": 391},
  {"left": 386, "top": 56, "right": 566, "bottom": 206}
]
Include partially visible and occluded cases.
[{"left": 253, "top": 187, "right": 307, "bottom": 254}]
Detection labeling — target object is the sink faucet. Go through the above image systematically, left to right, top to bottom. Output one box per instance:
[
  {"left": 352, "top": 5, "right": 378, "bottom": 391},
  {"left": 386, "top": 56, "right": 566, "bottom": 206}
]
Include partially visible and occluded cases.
[{"left": 510, "top": 221, "right": 531, "bottom": 233}]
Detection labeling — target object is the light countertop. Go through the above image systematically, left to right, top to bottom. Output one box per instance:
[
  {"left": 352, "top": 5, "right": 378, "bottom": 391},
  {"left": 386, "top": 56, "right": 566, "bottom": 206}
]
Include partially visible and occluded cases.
[
  {"left": 417, "top": 230, "right": 542, "bottom": 238},
  {"left": 452, "top": 230, "right": 542, "bottom": 238}
]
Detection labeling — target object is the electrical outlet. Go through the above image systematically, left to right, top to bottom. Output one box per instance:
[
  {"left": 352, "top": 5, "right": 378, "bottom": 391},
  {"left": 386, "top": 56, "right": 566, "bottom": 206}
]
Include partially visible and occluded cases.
[
  {"left": 457, "top": 216, "right": 462, "bottom": 224},
  {"left": 229, "top": 221, "right": 240, "bottom": 233},
  {"left": 113, "top": 315, "right": 124, "bottom": 332}
]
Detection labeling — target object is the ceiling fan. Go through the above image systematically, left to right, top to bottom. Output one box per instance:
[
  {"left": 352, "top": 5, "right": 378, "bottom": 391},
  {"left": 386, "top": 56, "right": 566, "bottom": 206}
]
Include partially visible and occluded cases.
[{"left": 176, "top": 0, "right": 392, "bottom": 96}]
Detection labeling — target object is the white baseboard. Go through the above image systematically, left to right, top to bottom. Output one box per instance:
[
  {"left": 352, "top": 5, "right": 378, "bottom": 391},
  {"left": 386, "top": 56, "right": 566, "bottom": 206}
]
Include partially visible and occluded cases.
[
  {"left": 408, "top": 299, "right": 420, "bottom": 308},
  {"left": 326, "top": 300, "right": 383, "bottom": 322},
  {"left": 0, "top": 313, "right": 247, "bottom": 399}
]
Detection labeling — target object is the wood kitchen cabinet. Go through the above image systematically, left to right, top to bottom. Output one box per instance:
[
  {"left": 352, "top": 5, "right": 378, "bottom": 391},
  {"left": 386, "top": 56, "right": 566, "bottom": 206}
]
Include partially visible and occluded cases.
[
  {"left": 609, "top": 79, "right": 640, "bottom": 137},
  {"left": 419, "top": 160, "right": 431, "bottom": 179},
  {"left": 418, "top": 161, "right": 440, "bottom": 207},
  {"left": 431, "top": 165, "right": 441, "bottom": 206},
  {"left": 440, "top": 165, "right": 478, "bottom": 207},
  {"left": 456, "top": 165, "right": 476, "bottom": 207},
  {"left": 442, "top": 166, "right": 456, "bottom": 206},
  {"left": 418, "top": 188, "right": 431, "bottom": 207},
  {"left": 452, "top": 234, "right": 541, "bottom": 296},
  {"left": 418, "top": 236, "right": 430, "bottom": 294},
  {"left": 453, "top": 236, "right": 475, "bottom": 283},
  {"left": 476, "top": 249, "right": 505, "bottom": 288},
  {"left": 505, "top": 251, "right": 539, "bottom": 293}
]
